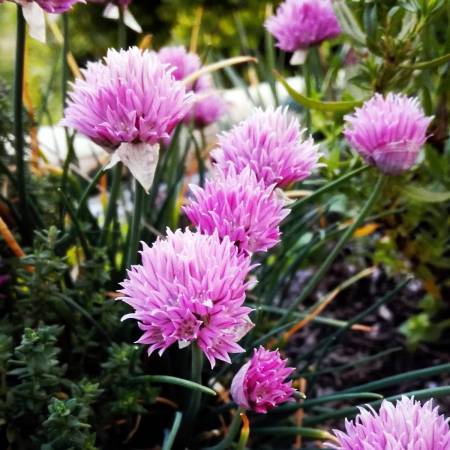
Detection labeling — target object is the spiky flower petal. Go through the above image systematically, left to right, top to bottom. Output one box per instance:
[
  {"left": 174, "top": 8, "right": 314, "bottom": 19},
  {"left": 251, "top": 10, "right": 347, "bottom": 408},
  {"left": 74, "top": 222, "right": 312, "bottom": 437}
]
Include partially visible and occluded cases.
[
  {"left": 265, "top": 0, "right": 341, "bottom": 52},
  {"left": 344, "top": 93, "right": 433, "bottom": 175},
  {"left": 212, "top": 107, "right": 320, "bottom": 188},
  {"left": 184, "top": 165, "right": 289, "bottom": 255},
  {"left": 119, "top": 229, "right": 256, "bottom": 368},
  {"left": 231, "top": 346, "right": 295, "bottom": 413},
  {"left": 329, "top": 396, "right": 450, "bottom": 450}
]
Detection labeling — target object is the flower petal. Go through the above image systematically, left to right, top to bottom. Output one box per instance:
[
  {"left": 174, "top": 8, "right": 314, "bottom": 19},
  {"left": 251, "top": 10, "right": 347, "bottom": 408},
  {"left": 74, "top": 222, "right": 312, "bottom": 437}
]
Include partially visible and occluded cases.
[
  {"left": 22, "top": 3, "right": 46, "bottom": 43},
  {"left": 116, "top": 142, "right": 160, "bottom": 193}
]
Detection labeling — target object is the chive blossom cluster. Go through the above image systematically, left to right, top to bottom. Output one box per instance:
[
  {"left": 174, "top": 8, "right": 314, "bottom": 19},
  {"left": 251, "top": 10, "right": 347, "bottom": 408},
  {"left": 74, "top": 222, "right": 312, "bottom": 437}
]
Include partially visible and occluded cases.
[{"left": 119, "top": 105, "right": 319, "bottom": 410}]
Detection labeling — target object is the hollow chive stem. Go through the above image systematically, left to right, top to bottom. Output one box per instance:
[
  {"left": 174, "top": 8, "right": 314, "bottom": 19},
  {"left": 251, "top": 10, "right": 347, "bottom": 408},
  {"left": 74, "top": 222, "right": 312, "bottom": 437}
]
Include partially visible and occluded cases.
[
  {"left": 14, "top": 5, "right": 29, "bottom": 243},
  {"left": 118, "top": 5, "right": 126, "bottom": 48},
  {"left": 126, "top": 180, "right": 145, "bottom": 267}
]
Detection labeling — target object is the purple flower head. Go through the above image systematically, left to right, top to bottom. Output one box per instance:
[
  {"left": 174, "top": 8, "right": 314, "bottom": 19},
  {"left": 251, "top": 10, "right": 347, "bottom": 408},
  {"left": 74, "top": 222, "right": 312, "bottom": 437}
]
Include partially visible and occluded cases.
[
  {"left": 34, "top": 0, "right": 82, "bottom": 13},
  {"left": 88, "top": 0, "right": 132, "bottom": 5},
  {"left": 265, "top": 0, "right": 341, "bottom": 52},
  {"left": 158, "top": 46, "right": 201, "bottom": 88},
  {"left": 62, "top": 47, "right": 194, "bottom": 190},
  {"left": 63, "top": 47, "right": 193, "bottom": 149},
  {"left": 157, "top": 48, "right": 224, "bottom": 127},
  {"left": 187, "top": 75, "right": 226, "bottom": 128},
  {"left": 344, "top": 93, "right": 433, "bottom": 175},
  {"left": 212, "top": 107, "right": 321, "bottom": 188},
  {"left": 184, "top": 165, "right": 289, "bottom": 255},
  {"left": 119, "top": 229, "right": 256, "bottom": 368},
  {"left": 231, "top": 346, "right": 295, "bottom": 414},
  {"left": 329, "top": 396, "right": 450, "bottom": 450}
]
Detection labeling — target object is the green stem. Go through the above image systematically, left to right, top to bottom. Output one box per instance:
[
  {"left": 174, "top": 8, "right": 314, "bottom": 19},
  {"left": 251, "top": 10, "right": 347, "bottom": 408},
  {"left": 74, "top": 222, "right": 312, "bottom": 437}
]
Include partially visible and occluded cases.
[
  {"left": 14, "top": 5, "right": 29, "bottom": 243},
  {"left": 118, "top": 5, "right": 126, "bottom": 48},
  {"left": 61, "top": 12, "right": 72, "bottom": 183},
  {"left": 62, "top": 13, "right": 69, "bottom": 110},
  {"left": 303, "top": 51, "right": 312, "bottom": 130},
  {"left": 99, "top": 163, "right": 122, "bottom": 246},
  {"left": 76, "top": 165, "right": 104, "bottom": 218},
  {"left": 288, "top": 166, "right": 369, "bottom": 211},
  {"left": 279, "top": 173, "right": 384, "bottom": 325},
  {"left": 126, "top": 180, "right": 145, "bottom": 267},
  {"left": 58, "top": 189, "right": 92, "bottom": 259},
  {"left": 179, "top": 344, "right": 204, "bottom": 440},
  {"left": 188, "top": 344, "right": 203, "bottom": 415},
  {"left": 129, "top": 375, "right": 216, "bottom": 396},
  {"left": 203, "top": 408, "right": 243, "bottom": 450},
  {"left": 162, "top": 412, "right": 183, "bottom": 450},
  {"left": 236, "top": 416, "right": 250, "bottom": 450}
]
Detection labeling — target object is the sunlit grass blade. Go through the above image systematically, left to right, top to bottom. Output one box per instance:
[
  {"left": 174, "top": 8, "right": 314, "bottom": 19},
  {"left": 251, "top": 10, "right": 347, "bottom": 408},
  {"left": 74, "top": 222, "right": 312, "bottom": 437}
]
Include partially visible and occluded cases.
[{"left": 183, "top": 56, "right": 257, "bottom": 86}]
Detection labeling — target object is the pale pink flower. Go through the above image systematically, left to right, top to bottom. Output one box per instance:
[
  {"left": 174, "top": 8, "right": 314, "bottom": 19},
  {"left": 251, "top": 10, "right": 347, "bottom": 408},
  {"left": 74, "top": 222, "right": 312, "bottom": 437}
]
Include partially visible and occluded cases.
[
  {"left": 265, "top": 0, "right": 341, "bottom": 52},
  {"left": 158, "top": 46, "right": 201, "bottom": 87},
  {"left": 62, "top": 47, "right": 194, "bottom": 191},
  {"left": 157, "top": 47, "right": 225, "bottom": 127},
  {"left": 188, "top": 75, "right": 226, "bottom": 128},
  {"left": 344, "top": 93, "right": 433, "bottom": 175},
  {"left": 212, "top": 107, "right": 320, "bottom": 188},
  {"left": 184, "top": 165, "right": 288, "bottom": 255},
  {"left": 119, "top": 229, "right": 256, "bottom": 368},
  {"left": 231, "top": 346, "right": 295, "bottom": 413},
  {"left": 329, "top": 396, "right": 450, "bottom": 450}
]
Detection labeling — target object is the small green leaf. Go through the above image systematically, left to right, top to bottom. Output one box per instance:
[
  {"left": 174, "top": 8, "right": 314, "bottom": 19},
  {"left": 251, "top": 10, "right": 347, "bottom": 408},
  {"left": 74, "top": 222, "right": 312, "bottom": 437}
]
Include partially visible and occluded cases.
[
  {"left": 274, "top": 71, "right": 364, "bottom": 113},
  {"left": 400, "top": 185, "right": 450, "bottom": 203}
]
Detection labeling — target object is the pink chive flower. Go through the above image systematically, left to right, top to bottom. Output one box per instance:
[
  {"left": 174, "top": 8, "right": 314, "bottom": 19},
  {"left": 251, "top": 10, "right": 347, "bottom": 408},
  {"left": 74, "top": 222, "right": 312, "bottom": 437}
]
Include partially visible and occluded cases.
[
  {"left": 34, "top": 0, "right": 81, "bottom": 13},
  {"left": 87, "top": 0, "right": 130, "bottom": 3},
  {"left": 265, "top": 0, "right": 341, "bottom": 53},
  {"left": 158, "top": 46, "right": 201, "bottom": 86},
  {"left": 62, "top": 47, "right": 194, "bottom": 191},
  {"left": 157, "top": 47, "right": 225, "bottom": 127},
  {"left": 187, "top": 75, "right": 226, "bottom": 128},
  {"left": 344, "top": 93, "right": 433, "bottom": 175},
  {"left": 212, "top": 107, "right": 321, "bottom": 188},
  {"left": 184, "top": 166, "right": 289, "bottom": 255},
  {"left": 119, "top": 229, "right": 256, "bottom": 368},
  {"left": 230, "top": 346, "right": 295, "bottom": 413},
  {"left": 329, "top": 396, "right": 450, "bottom": 450}
]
